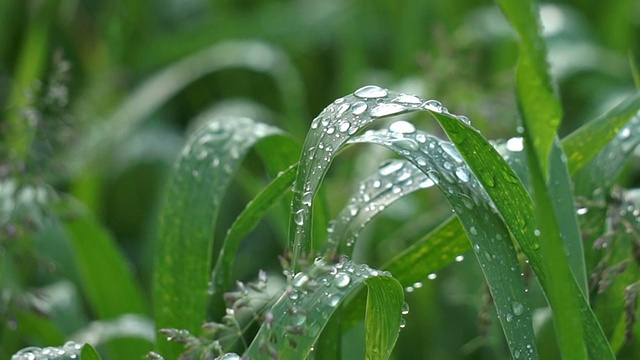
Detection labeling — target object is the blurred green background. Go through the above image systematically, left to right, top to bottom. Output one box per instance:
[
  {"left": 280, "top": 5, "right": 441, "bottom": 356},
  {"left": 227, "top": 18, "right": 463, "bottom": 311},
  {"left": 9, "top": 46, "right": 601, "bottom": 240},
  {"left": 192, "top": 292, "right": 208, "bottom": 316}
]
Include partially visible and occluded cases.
[{"left": 1, "top": 0, "right": 639, "bottom": 358}]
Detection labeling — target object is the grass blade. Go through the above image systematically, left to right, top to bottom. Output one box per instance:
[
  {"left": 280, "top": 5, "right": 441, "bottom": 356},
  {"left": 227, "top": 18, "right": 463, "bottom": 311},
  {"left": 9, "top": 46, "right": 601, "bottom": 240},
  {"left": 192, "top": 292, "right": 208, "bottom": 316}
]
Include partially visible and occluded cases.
[
  {"left": 496, "top": 0, "right": 562, "bottom": 175},
  {"left": 66, "top": 41, "right": 307, "bottom": 174},
  {"left": 563, "top": 93, "right": 640, "bottom": 175},
  {"left": 432, "top": 110, "right": 614, "bottom": 359},
  {"left": 153, "top": 117, "right": 285, "bottom": 357},
  {"left": 352, "top": 128, "right": 537, "bottom": 359},
  {"left": 209, "top": 164, "right": 297, "bottom": 306},
  {"left": 63, "top": 203, "right": 146, "bottom": 319},
  {"left": 244, "top": 259, "right": 403, "bottom": 360},
  {"left": 364, "top": 276, "right": 404, "bottom": 360},
  {"left": 81, "top": 344, "right": 103, "bottom": 360}
]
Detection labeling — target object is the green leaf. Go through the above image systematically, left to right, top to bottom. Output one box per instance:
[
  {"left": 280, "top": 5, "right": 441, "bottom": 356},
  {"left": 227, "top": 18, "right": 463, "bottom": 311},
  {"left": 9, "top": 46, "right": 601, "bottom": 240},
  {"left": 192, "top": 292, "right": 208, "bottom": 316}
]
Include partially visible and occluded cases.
[
  {"left": 496, "top": 0, "right": 562, "bottom": 175},
  {"left": 66, "top": 41, "right": 307, "bottom": 173},
  {"left": 563, "top": 92, "right": 640, "bottom": 175},
  {"left": 432, "top": 111, "right": 614, "bottom": 359},
  {"left": 153, "top": 116, "right": 289, "bottom": 357},
  {"left": 351, "top": 128, "right": 537, "bottom": 359},
  {"left": 209, "top": 163, "right": 298, "bottom": 303},
  {"left": 64, "top": 203, "right": 146, "bottom": 319},
  {"left": 383, "top": 216, "right": 469, "bottom": 286},
  {"left": 244, "top": 259, "right": 403, "bottom": 360},
  {"left": 364, "top": 276, "right": 404, "bottom": 360},
  {"left": 81, "top": 344, "right": 102, "bottom": 360}
]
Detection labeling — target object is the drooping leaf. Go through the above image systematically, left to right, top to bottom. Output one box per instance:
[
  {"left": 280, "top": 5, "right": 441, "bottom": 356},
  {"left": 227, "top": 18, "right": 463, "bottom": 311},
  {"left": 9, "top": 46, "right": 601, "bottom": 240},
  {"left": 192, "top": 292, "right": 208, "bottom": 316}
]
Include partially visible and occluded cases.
[
  {"left": 153, "top": 116, "right": 292, "bottom": 357},
  {"left": 244, "top": 258, "right": 403, "bottom": 360}
]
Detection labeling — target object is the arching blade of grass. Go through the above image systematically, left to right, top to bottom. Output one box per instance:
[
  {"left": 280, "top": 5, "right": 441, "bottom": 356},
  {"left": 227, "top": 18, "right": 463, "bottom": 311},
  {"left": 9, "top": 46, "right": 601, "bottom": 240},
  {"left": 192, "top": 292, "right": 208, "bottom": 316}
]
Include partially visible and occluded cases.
[
  {"left": 496, "top": 0, "right": 562, "bottom": 176},
  {"left": 66, "top": 40, "right": 307, "bottom": 174},
  {"left": 563, "top": 93, "right": 640, "bottom": 175},
  {"left": 431, "top": 111, "right": 614, "bottom": 359},
  {"left": 153, "top": 117, "right": 292, "bottom": 357},
  {"left": 351, "top": 129, "right": 537, "bottom": 359},
  {"left": 244, "top": 259, "right": 403, "bottom": 360}
]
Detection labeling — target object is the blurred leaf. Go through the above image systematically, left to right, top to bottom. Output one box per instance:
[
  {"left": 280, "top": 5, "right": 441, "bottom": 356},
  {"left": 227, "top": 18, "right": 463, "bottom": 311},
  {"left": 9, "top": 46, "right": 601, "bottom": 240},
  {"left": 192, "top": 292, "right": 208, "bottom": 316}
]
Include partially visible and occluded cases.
[
  {"left": 66, "top": 41, "right": 307, "bottom": 174},
  {"left": 563, "top": 93, "right": 640, "bottom": 175},
  {"left": 153, "top": 116, "right": 289, "bottom": 357},
  {"left": 64, "top": 209, "right": 146, "bottom": 319},
  {"left": 384, "top": 216, "right": 468, "bottom": 286},
  {"left": 81, "top": 344, "right": 102, "bottom": 360}
]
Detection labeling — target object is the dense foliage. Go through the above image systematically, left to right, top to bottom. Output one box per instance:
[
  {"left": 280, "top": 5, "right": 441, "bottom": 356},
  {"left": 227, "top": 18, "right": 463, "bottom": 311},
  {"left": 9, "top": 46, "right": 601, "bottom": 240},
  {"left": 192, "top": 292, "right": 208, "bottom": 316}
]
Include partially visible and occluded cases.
[{"left": 1, "top": 0, "right": 639, "bottom": 359}]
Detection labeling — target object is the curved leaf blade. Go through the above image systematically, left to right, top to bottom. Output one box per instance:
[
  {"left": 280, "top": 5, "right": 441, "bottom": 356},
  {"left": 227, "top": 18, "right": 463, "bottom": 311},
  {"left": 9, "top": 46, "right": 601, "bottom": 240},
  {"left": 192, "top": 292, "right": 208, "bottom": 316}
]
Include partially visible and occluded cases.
[
  {"left": 153, "top": 116, "right": 287, "bottom": 357},
  {"left": 244, "top": 259, "right": 403, "bottom": 360}
]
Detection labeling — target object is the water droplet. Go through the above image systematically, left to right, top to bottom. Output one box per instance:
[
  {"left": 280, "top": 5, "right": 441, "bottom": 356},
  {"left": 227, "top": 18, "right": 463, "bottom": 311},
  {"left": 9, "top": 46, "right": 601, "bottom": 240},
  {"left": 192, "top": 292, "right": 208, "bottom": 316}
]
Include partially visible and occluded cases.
[
  {"left": 354, "top": 85, "right": 388, "bottom": 99},
  {"left": 394, "top": 94, "right": 422, "bottom": 104},
  {"left": 422, "top": 99, "right": 443, "bottom": 113},
  {"left": 351, "top": 101, "right": 368, "bottom": 115},
  {"left": 336, "top": 103, "right": 350, "bottom": 117},
  {"left": 371, "top": 103, "right": 406, "bottom": 118},
  {"left": 457, "top": 115, "right": 471, "bottom": 125},
  {"left": 389, "top": 120, "right": 416, "bottom": 133},
  {"left": 338, "top": 121, "right": 351, "bottom": 133},
  {"left": 326, "top": 126, "right": 336, "bottom": 135},
  {"left": 618, "top": 127, "right": 631, "bottom": 139},
  {"left": 416, "top": 133, "right": 427, "bottom": 143},
  {"left": 506, "top": 137, "right": 524, "bottom": 152},
  {"left": 394, "top": 138, "right": 419, "bottom": 151},
  {"left": 416, "top": 157, "right": 427, "bottom": 166},
  {"left": 379, "top": 160, "right": 404, "bottom": 176},
  {"left": 455, "top": 167, "right": 470, "bottom": 182},
  {"left": 426, "top": 170, "right": 440, "bottom": 184},
  {"left": 419, "top": 177, "right": 435, "bottom": 188},
  {"left": 301, "top": 191, "right": 313, "bottom": 206},
  {"left": 576, "top": 207, "right": 588, "bottom": 215},
  {"left": 294, "top": 209, "right": 305, "bottom": 225},
  {"left": 469, "top": 226, "right": 478, "bottom": 235},
  {"left": 534, "top": 229, "right": 541, "bottom": 236},
  {"left": 473, "top": 244, "right": 480, "bottom": 252},
  {"left": 455, "top": 255, "right": 464, "bottom": 262},
  {"left": 292, "top": 272, "right": 309, "bottom": 287},
  {"left": 334, "top": 272, "right": 351, "bottom": 288},
  {"left": 427, "top": 273, "right": 437, "bottom": 280},
  {"left": 413, "top": 281, "right": 423, "bottom": 288},
  {"left": 327, "top": 294, "right": 340, "bottom": 307},
  {"left": 511, "top": 301, "right": 524, "bottom": 316},
  {"left": 401, "top": 302, "right": 410, "bottom": 315},
  {"left": 505, "top": 312, "right": 513, "bottom": 322},
  {"left": 399, "top": 318, "right": 407, "bottom": 329},
  {"left": 514, "top": 349, "right": 521, "bottom": 359},
  {"left": 219, "top": 353, "right": 241, "bottom": 360}
]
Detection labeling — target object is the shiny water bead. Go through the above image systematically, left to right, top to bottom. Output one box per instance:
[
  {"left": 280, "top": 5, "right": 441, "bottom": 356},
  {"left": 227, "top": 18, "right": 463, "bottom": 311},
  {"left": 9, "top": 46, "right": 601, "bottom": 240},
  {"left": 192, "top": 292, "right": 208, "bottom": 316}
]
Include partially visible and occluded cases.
[
  {"left": 354, "top": 85, "right": 388, "bottom": 99},
  {"left": 351, "top": 101, "right": 368, "bottom": 115},
  {"left": 370, "top": 103, "right": 406, "bottom": 118},
  {"left": 389, "top": 120, "right": 416, "bottom": 133}
]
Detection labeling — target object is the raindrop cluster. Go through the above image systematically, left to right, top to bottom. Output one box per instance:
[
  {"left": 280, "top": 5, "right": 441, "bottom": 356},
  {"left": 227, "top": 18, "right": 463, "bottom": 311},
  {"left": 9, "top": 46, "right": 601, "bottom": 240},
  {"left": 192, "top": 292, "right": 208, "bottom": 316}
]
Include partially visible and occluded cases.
[{"left": 11, "top": 341, "right": 83, "bottom": 360}]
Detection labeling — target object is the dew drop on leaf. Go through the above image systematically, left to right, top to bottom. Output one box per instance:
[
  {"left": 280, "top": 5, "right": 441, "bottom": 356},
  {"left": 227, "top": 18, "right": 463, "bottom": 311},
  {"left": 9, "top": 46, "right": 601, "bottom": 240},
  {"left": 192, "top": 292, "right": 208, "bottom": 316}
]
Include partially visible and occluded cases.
[
  {"left": 353, "top": 85, "right": 388, "bottom": 99},
  {"left": 394, "top": 94, "right": 422, "bottom": 104},
  {"left": 422, "top": 99, "right": 444, "bottom": 113},
  {"left": 351, "top": 101, "right": 368, "bottom": 115},
  {"left": 371, "top": 103, "right": 406, "bottom": 118},
  {"left": 389, "top": 120, "right": 416, "bottom": 133},
  {"left": 506, "top": 137, "right": 524, "bottom": 152},
  {"left": 378, "top": 160, "right": 404, "bottom": 176},
  {"left": 301, "top": 191, "right": 313, "bottom": 206},
  {"left": 294, "top": 209, "right": 305, "bottom": 225},
  {"left": 334, "top": 272, "right": 351, "bottom": 288},
  {"left": 511, "top": 301, "right": 524, "bottom": 316},
  {"left": 401, "top": 302, "right": 410, "bottom": 315}
]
